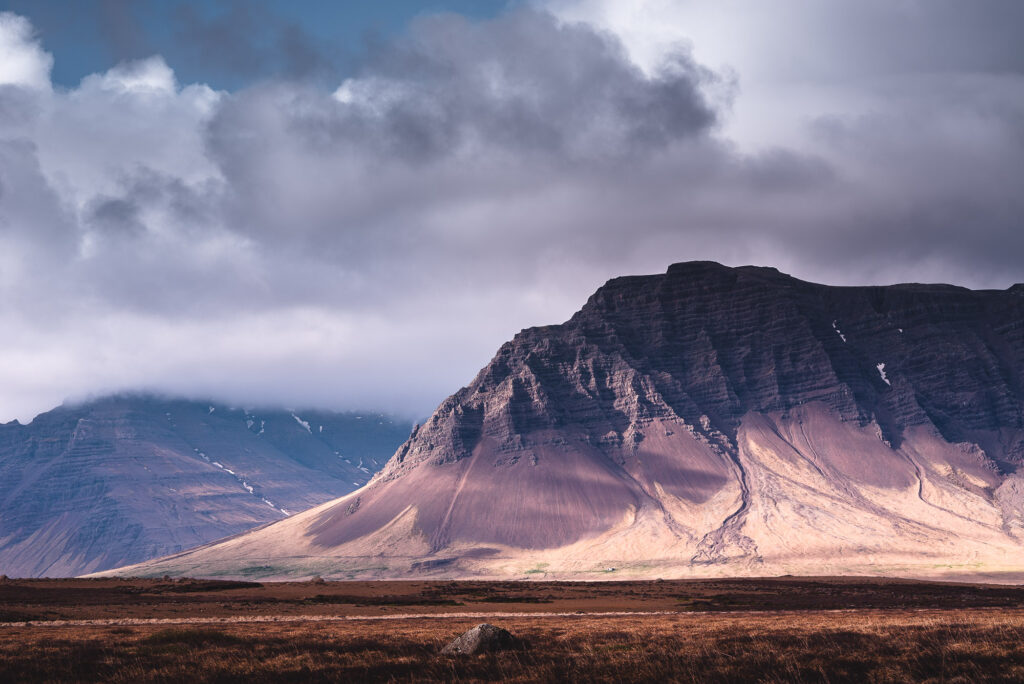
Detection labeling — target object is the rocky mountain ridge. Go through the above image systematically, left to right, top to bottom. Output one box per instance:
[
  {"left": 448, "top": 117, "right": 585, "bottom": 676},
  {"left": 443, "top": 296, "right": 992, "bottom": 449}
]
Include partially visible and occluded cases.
[
  {"left": 390, "top": 262, "right": 1022, "bottom": 473},
  {"left": 105, "top": 263, "right": 1024, "bottom": 581},
  {"left": 0, "top": 395, "right": 411, "bottom": 577}
]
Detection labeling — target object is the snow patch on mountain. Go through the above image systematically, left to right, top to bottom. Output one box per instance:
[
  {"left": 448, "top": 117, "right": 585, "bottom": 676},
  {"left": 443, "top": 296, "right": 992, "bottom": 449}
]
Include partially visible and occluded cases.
[{"left": 876, "top": 362, "right": 891, "bottom": 386}]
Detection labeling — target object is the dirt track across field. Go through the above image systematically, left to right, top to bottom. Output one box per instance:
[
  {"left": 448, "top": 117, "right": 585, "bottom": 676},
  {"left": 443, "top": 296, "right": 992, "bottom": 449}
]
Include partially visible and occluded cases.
[
  {"left": 3, "top": 575, "right": 1024, "bottom": 624},
  {"left": 0, "top": 609, "right": 684, "bottom": 628}
]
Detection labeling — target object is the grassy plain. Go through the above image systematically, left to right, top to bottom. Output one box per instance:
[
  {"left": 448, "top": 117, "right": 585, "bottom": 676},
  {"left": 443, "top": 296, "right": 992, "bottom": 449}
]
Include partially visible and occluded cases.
[{"left": 2, "top": 577, "right": 1024, "bottom": 682}]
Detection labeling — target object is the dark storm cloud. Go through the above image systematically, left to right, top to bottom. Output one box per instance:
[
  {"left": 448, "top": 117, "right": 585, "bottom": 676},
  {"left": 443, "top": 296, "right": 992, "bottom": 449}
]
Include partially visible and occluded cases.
[
  {"left": 542, "top": 0, "right": 1024, "bottom": 287},
  {"left": 0, "top": 3, "right": 1022, "bottom": 422},
  {"left": 204, "top": 8, "right": 721, "bottom": 272},
  {"left": 209, "top": 9, "right": 718, "bottom": 166},
  {"left": 358, "top": 11, "right": 719, "bottom": 155},
  {"left": 793, "top": 83, "right": 1024, "bottom": 280},
  {"left": 87, "top": 196, "right": 144, "bottom": 236}
]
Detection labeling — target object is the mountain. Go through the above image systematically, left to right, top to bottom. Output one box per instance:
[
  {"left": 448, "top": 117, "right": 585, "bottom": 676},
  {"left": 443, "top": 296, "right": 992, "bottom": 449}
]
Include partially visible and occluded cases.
[
  {"left": 103, "top": 262, "right": 1024, "bottom": 582},
  {"left": 0, "top": 395, "right": 411, "bottom": 577}
]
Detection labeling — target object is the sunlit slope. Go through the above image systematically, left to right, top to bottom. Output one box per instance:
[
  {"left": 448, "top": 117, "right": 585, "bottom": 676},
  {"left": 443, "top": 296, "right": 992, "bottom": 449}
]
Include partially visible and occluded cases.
[{"left": 103, "top": 263, "right": 1024, "bottom": 581}]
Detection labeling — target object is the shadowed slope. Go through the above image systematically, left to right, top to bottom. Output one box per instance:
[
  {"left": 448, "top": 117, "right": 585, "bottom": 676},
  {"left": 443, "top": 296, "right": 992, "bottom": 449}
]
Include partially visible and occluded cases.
[
  {"left": 104, "top": 262, "right": 1024, "bottom": 580},
  {"left": 0, "top": 396, "right": 411, "bottom": 577}
]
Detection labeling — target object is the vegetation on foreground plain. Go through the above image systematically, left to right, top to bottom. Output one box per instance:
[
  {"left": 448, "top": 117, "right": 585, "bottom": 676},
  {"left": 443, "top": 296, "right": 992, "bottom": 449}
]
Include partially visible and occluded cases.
[
  {"left": 2, "top": 577, "right": 1024, "bottom": 682},
  {"left": 2, "top": 610, "right": 1024, "bottom": 682}
]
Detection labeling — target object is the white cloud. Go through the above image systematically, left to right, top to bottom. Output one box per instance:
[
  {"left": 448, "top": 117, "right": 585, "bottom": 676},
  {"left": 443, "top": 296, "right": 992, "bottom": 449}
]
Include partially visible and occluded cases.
[
  {"left": 0, "top": 12, "right": 52, "bottom": 90},
  {"left": 84, "top": 55, "right": 178, "bottom": 94}
]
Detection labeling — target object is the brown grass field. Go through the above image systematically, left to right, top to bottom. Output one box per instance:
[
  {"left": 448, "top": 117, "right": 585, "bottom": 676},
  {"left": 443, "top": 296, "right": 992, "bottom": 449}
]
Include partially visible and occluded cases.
[{"left": 3, "top": 576, "right": 1024, "bottom": 682}]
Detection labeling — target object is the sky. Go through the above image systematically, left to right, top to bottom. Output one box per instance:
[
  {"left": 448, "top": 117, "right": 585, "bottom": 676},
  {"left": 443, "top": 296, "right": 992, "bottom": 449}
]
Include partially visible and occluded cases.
[{"left": 0, "top": 0, "right": 1022, "bottom": 423}]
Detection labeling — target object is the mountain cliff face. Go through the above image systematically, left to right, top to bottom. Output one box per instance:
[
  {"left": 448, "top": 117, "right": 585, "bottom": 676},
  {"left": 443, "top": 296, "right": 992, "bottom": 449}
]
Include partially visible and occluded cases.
[
  {"left": 108, "top": 263, "right": 1024, "bottom": 582},
  {"left": 0, "top": 396, "right": 411, "bottom": 577}
]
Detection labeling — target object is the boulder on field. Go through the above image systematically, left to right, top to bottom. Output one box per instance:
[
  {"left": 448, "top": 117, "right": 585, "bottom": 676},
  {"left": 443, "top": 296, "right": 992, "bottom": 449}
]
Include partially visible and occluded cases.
[{"left": 440, "top": 623, "right": 521, "bottom": 655}]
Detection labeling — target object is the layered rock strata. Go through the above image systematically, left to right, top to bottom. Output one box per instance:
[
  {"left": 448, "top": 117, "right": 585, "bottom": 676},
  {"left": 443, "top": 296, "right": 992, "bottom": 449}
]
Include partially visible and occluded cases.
[{"left": 106, "top": 263, "right": 1024, "bottom": 581}]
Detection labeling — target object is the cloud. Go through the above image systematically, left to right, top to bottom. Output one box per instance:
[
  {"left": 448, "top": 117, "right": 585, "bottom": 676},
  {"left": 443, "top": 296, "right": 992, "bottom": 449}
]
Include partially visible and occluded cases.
[
  {"left": 549, "top": 0, "right": 1024, "bottom": 278},
  {"left": 549, "top": 0, "right": 1024, "bottom": 147},
  {"left": 0, "top": 5, "right": 1021, "bottom": 423},
  {"left": 0, "top": 12, "right": 53, "bottom": 90},
  {"left": 86, "top": 54, "right": 177, "bottom": 93}
]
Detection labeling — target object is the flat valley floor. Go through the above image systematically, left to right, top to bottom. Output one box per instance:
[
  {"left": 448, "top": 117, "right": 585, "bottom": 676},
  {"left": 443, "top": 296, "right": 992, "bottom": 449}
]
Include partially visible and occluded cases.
[{"left": 3, "top": 577, "right": 1024, "bottom": 682}]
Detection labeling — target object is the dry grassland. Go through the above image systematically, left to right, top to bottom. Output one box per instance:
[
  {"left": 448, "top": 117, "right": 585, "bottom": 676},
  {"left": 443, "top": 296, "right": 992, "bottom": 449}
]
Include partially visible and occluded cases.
[{"left": 2, "top": 578, "right": 1024, "bottom": 682}]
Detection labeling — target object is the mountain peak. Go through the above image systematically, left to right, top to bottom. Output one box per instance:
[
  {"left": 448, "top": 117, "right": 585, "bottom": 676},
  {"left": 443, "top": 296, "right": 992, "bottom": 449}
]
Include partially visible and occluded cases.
[
  {"left": 107, "top": 266, "right": 1024, "bottom": 582},
  {"left": 0, "top": 396, "right": 412, "bottom": 577}
]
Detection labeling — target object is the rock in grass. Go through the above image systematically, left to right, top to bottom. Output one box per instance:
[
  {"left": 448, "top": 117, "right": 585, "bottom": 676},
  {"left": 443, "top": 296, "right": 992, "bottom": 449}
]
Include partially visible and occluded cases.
[{"left": 441, "top": 623, "right": 520, "bottom": 655}]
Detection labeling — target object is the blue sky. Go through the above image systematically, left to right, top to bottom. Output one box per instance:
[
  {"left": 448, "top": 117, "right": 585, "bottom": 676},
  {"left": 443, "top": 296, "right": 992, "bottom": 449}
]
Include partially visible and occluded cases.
[{"left": 0, "top": 0, "right": 510, "bottom": 89}]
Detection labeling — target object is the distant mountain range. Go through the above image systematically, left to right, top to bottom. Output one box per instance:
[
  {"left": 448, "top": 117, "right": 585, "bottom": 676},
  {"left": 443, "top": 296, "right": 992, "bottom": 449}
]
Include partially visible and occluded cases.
[
  {"left": 107, "top": 262, "right": 1024, "bottom": 582},
  {"left": 0, "top": 396, "right": 411, "bottom": 577}
]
